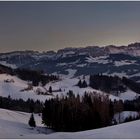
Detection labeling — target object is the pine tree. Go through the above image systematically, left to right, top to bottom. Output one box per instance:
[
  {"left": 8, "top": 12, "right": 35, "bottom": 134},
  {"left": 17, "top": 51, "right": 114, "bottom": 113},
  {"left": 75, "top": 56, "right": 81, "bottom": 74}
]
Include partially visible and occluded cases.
[
  {"left": 77, "top": 79, "right": 82, "bottom": 88},
  {"left": 82, "top": 80, "right": 88, "bottom": 88},
  {"left": 49, "top": 86, "right": 52, "bottom": 93},
  {"left": 28, "top": 113, "right": 36, "bottom": 127}
]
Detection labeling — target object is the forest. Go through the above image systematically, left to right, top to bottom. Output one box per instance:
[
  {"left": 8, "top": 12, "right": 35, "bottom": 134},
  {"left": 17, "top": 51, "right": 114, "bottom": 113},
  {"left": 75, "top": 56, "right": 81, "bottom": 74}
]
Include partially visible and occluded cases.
[{"left": 42, "top": 91, "right": 124, "bottom": 131}]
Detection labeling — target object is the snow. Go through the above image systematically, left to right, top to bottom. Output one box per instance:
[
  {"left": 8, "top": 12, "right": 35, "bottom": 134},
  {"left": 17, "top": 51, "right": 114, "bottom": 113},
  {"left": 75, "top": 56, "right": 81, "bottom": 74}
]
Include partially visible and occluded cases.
[
  {"left": 62, "top": 51, "right": 75, "bottom": 57},
  {"left": 86, "top": 55, "right": 109, "bottom": 64},
  {"left": 68, "top": 59, "right": 80, "bottom": 65},
  {"left": 114, "top": 60, "right": 136, "bottom": 67},
  {"left": 0, "top": 61, "right": 17, "bottom": 69},
  {"left": 56, "top": 63, "right": 66, "bottom": 66},
  {"left": 77, "top": 63, "right": 87, "bottom": 67},
  {"left": 65, "top": 69, "right": 77, "bottom": 78},
  {"left": 109, "top": 72, "right": 128, "bottom": 78},
  {"left": 130, "top": 72, "right": 140, "bottom": 77},
  {"left": 0, "top": 73, "right": 137, "bottom": 103},
  {"left": 0, "top": 74, "right": 54, "bottom": 102},
  {"left": 44, "top": 76, "right": 120, "bottom": 101},
  {"left": 119, "top": 90, "right": 138, "bottom": 101},
  {"left": 0, "top": 108, "right": 53, "bottom": 139},
  {"left": 1, "top": 108, "right": 140, "bottom": 138},
  {"left": 113, "top": 111, "right": 139, "bottom": 124},
  {"left": 36, "top": 119, "right": 140, "bottom": 139}
]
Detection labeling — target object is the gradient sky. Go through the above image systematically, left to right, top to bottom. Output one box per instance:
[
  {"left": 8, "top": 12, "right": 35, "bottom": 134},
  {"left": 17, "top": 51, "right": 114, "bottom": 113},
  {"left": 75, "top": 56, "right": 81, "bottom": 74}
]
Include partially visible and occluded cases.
[{"left": 1, "top": 1, "right": 140, "bottom": 52}]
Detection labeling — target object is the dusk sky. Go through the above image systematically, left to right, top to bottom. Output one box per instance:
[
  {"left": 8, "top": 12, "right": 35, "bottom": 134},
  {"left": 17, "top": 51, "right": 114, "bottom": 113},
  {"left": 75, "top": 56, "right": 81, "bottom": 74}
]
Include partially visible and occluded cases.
[{"left": 1, "top": 1, "right": 140, "bottom": 52}]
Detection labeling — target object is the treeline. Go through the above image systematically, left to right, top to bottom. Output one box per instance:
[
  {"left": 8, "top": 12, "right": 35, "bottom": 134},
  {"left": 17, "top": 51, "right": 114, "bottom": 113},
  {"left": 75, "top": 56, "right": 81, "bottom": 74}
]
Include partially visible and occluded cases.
[
  {"left": 0, "top": 64, "right": 59, "bottom": 86},
  {"left": 15, "top": 69, "right": 59, "bottom": 86},
  {"left": 89, "top": 74, "right": 140, "bottom": 95},
  {"left": 89, "top": 74, "right": 126, "bottom": 95},
  {"left": 122, "top": 77, "right": 140, "bottom": 94},
  {"left": 42, "top": 91, "right": 124, "bottom": 132},
  {"left": 0, "top": 96, "right": 43, "bottom": 113},
  {"left": 124, "top": 96, "right": 140, "bottom": 111}
]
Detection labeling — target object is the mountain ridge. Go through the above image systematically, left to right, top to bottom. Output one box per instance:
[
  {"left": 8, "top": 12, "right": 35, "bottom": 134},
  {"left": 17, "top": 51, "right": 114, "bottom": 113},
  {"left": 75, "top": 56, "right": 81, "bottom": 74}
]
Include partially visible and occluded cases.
[{"left": 1, "top": 42, "right": 140, "bottom": 81}]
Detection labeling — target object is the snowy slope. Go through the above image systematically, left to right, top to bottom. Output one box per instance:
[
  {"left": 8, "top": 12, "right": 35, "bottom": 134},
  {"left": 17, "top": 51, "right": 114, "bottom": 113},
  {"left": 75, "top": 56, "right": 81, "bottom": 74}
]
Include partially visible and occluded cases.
[
  {"left": 0, "top": 73, "right": 138, "bottom": 102},
  {"left": 0, "top": 74, "right": 53, "bottom": 102},
  {"left": 45, "top": 75, "right": 139, "bottom": 101},
  {"left": 44, "top": 76, "right": 120, "bottom": 101},
  {"left": 119, "top": 90, "right": 138, "bottom": 101},
  {"left": 0, "top": 108, "right": 53, "bottom": 139},
  {"left": 1, "top": 108, "right": 140, "bottom": 139},
  {"left": 46, "top": 119, "right": 140, "bottom": 139}
]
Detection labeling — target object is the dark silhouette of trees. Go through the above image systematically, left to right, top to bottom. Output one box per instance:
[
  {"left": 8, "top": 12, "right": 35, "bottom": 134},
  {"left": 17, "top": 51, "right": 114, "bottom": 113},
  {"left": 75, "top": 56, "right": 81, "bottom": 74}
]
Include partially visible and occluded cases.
[
  {"left": 15, "top": 68, "right": 59, "bottom": 86},
  {"left": 89, "top": 75, "right": 126, "bottom": 94},
  {"left": 122, "top": 77, "right": 140, "bottom": 94},
  {"left": 77, "top": 79, "right": 88, "bottom": 88},
  {"left": 77, "top": 79, "right": 82, "bottom": 87},
  {"left": 82, "top": 80, "right": 88, "bottom": 88},
  {"left": 42, "top": 91, "right": 114, "bottom": 132},
  {"left": 0, "top": 96, "right": 43, "bottom": 113},
  {"left": 28, "top": 113, "right": 36, "bottom": 127}
]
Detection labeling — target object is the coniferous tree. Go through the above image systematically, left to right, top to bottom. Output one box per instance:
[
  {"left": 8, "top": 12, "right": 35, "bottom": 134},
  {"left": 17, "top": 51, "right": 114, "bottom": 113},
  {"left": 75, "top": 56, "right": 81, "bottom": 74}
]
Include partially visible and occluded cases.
[
  {"left": 77, "top": 79, "right": 82, "bottom": 88},
  {"left": 82, "top": 80, "right": 88, "bottom": 88},
  {"left": 49, "top": 86, "right": 52, "bottom": 93},
  {"left": 28, "top": 113, "right": 36, "bottom": 127}
]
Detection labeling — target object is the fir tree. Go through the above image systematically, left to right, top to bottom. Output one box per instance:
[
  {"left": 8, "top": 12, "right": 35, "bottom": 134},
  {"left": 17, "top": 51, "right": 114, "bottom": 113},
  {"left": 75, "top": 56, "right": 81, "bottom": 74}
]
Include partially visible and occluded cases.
[
  {"left": 77, "top": 79, "right": 82, "bottom": 88},
  {"left": 82, "top": 80, "right": 88, "bottom": 88},
  {"left": 49, "top": 86, "right": 52, "bottom": 93},
  {"left": 28, "top": 113, "right": 36, "bottom": 127}
]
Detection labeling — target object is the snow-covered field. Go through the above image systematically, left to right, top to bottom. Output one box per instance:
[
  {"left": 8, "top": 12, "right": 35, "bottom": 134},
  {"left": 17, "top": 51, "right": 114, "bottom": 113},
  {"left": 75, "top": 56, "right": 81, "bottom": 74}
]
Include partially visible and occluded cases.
[{"left": 0, "top": 108, "right": 140, "bottom": 139}]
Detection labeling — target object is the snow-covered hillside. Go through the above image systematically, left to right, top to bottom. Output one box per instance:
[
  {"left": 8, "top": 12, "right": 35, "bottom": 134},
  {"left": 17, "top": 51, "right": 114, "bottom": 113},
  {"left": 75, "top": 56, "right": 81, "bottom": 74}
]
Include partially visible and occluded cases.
[
  {"left": 0, "top": 73, "right": 138, "bottom": 102},
  {"left": 0, "top": 74, "right": 53, "bottom": 102},
  {"left": 0, "top": 108, "right": 140, "bottom": 139},
  {"left": 0, "top": 108, "right": 53, "bottom": 138}
]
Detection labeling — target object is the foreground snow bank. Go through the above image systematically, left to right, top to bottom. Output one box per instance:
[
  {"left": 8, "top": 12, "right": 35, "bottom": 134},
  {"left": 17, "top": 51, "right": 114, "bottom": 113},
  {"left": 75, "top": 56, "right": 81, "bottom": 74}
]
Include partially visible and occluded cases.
[
  {"left": 0, "top": 108, "right": 140, "bottom": 138},
  {"left": 0, "top": 108, "right": 53, "bottom": 139},
  {"left": 46, "top": 119, "right": 140, "bottom": 139}
]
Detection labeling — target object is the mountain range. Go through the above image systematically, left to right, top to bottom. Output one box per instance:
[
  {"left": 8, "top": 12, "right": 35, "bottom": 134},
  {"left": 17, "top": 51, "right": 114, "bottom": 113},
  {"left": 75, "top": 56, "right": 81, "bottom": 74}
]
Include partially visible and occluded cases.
[{"left": 1, "top": 42, "right": 140, "bottom": 81}]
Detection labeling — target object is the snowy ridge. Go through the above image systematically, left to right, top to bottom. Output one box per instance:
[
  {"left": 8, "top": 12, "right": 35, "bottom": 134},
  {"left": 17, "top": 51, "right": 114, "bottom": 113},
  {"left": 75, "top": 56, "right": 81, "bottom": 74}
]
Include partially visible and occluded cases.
[
  {"left": 86, "top": 55, "right": 109, "bottom": 64},
  {"left": 114, "top": 60, "right": 137, "bottom": 67},
  {"left": 0, "top": 61, "right": 17, "bottom": 69}
]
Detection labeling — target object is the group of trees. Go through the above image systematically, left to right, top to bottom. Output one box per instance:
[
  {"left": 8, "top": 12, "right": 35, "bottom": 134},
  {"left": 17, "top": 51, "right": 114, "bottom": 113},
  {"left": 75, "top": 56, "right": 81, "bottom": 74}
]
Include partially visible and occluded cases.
[
  {"left": 15, "top": 69, "right": 59, "bottom": 86},
  {"left": 89, "top": 74, "right": 127, "bottom": 95},
  {"left": 89, "top": 74, "right": 140, "bottom": 96},
  {"left": 122, "top": 77, "right": 140, "bottom": 94},
  {"left": 77, "top": 80, "right": 88, "bottom": 88},
  {"left": 42, "top": 91, "right": 124, "bottom": 132},
  {"left": 0, "top": 96, "right": 43, "bottom": 113},
  {"left": 124, "top": 97, "right": 140, "bottom": 111}
]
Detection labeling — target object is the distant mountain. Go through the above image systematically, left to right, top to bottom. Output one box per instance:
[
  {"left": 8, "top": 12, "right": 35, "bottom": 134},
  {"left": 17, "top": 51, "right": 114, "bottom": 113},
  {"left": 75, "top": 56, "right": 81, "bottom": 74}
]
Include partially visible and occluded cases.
[{"left": 1, "top": 43, "right": 140, "bottom": 81}]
